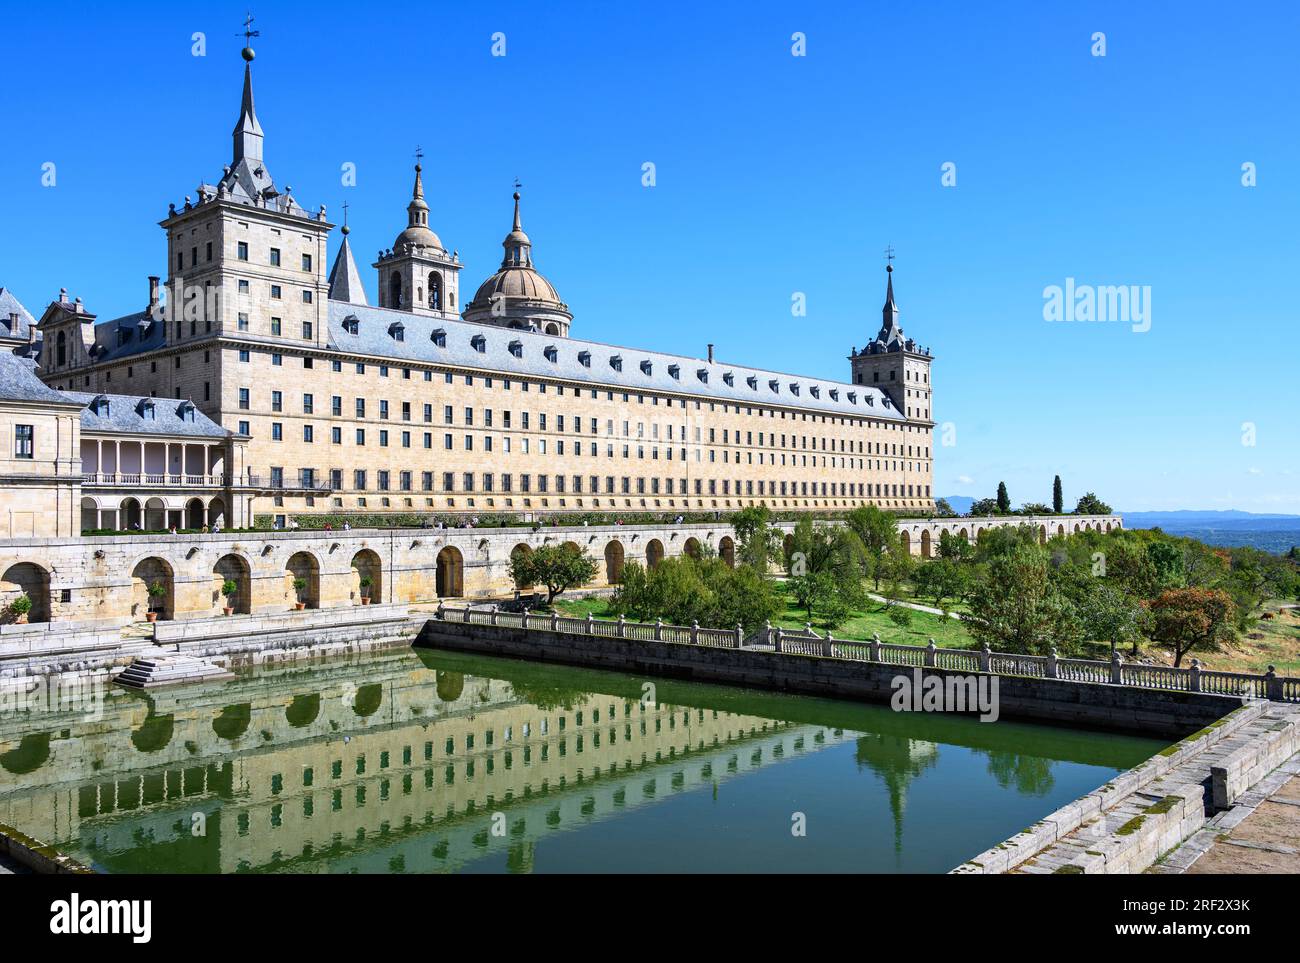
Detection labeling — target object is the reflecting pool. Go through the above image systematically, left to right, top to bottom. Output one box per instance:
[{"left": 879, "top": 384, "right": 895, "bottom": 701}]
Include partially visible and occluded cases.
[{"left": 0, "top": 648, "right": 1165, "bottom": 873}]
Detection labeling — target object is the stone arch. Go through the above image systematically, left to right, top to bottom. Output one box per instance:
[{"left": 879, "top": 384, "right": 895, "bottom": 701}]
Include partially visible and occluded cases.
[
  {"left": 389, "top": 270, "right": 402, "bottom": 308},
  {"left": 429, "top": 271, "right": 443, "bottom": 310},
  {"left": 545, "top": 323, "right": 560, "bottom": 335},
  {"left": 81, "top": 496, "right": 100, "bottom": 532},
  {"left": 207, "top": 496, "right": 227, "bottom": 528},
  {"left": 120, "top": 497, "right": 142, "bottom": 530},
  {"left": 144, "top": 497, "right": 167, "bottom": 531},
  {"left": 185, "top": 497, "right": 206, "bottom": 529},
  {"left": 1105, "top": 521, "right": 1113, "bottom": 532},
  {"left": 1057, "top": 524, "right": 1066, "bottom": 537},
  {"left": 1039, "top": 525, "right": 1048, "bottom": 545},
  {"left": 958, "top": 527, "right": 969, "bottom": 543},
  {"left": 900, "top": 530, "right": 912, "bottom": 554},
  {"left": 920, "top": 530, "right": 932, "bottom": 558},
  {"left": 719, "top": 535, "right": 735, "bottom": 567},
  {"left": 683, "top": 537, "right": 702, "bottom": 560},
  {"left": 646, "top": 538, "right": 665, "bottom": 570},
  {"left": 604, "top": 540, "right": 625, "bottom": 584},
  {"left": 510, "top": 542, "right": 534, "bottom": 590},
  {"left": 436, "top": 546, "right": 464, "bottom": 598},
  {"left": 351, "top": 549, "right": 382, "bottom": 604},
  {"left": 286, "top": 551, "right": 321, "bottom": 609},
  {"left": 213, "top": 553, "right": 251, "bottom": 615},
  {"left": 131, "top": 556, "right": 174, "bottom": 621},
  {"left": 2, "top": 562, "right": 51, "bottom": 623},
  {"left": 353, "top": 683, "right": 383, "bottom": 718},
  {"left": 285, "top": 693, "right": 321, "bottom": 728},
  {"left": 212, "top": 704, "right": 251, "bottom": 741},
  {"left": 131, "top": 712, "right": 175, "bottom": 753},
  {"left": 0, "top": 732, "right": 51, "bottom": 775}
]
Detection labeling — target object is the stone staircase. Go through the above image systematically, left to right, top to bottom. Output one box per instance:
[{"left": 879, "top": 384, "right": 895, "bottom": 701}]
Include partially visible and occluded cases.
[{"left": 113, "top": 652, "right": 235, "bottom": 690}]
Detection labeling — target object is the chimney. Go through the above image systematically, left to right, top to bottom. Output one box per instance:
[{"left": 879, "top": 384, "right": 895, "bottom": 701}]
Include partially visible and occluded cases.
[
  {"left": 147, "top": 276, "right": 160, "bottom": 314},
  {"left": 707, "top": 343, "right": 714, "bottom": 364}
]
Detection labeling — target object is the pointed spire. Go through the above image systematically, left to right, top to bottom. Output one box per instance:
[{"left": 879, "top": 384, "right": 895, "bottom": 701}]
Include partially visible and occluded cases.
[
  {"left": 232, "top": 45, "right": 263, "bottom": 165},
  {"left": 407, "top": 163, "right": 429, "bottom": 227},
  {"left": 501, "top": 189, "right": 532, "bottom": 267},
  {"left": 328, "top": 229, "right": 369, "bottom": 306},
  {"left": 874, "top": 262, "right": 902, "bottom": 346}
]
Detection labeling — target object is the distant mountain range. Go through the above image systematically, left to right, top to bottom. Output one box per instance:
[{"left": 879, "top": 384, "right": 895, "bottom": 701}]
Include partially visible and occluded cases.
[{"left": 936, "top": 499, "right": 1300, "bottom": 526}]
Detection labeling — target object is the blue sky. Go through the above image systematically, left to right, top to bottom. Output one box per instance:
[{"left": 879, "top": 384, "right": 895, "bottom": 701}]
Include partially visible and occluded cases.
[{"left": 2, "top": 2, "right": 1297, "bottom": 512}]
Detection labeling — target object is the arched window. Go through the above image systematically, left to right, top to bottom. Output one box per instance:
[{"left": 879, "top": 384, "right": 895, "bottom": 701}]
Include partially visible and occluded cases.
[
  {"left": 389, "top": 271, "right": 402, "bottom": 308},
  {"left": 429, "top": 272, "right": 442, "bottom": 310},
  {"left": 56, "top": 330, "right": 66, "bottom": 366}
]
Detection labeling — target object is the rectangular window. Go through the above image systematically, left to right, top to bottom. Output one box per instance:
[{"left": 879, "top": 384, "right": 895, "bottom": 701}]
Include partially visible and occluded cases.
[
  {"left": 237, "top": 241, "right": 249, "bottom": 261},
  {"left": 270, "top": 247, "right": 281, "bottom": 266},
  {"left": 238, "top": 388, "right": 250, "bottom": 410},
  {"left": 14, "top": 424, "right": 33, "bottom": 458}
]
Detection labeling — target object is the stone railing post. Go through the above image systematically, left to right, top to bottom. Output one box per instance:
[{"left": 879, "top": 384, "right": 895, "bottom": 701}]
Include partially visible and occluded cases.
[
  {"left": 435, "top": 601, "right": 444, "bottom": 620},
  {"left": 490, "top": 604, "right": 498, "bottom": 626},
  {"left": 521, "top": 607, "right": 530, "bottom": 630},
  {"left": 550, "top": 610, "right": 559, "bottom": 631},
  {"left": 586, "top": 612, "right": 594, "bottom": 635},
  {"left": 617, "top": 614, "right": 626, "bottom": 638},
  {"left": 654, "top": 618, "right": 663, "bottom": 641},
  {"left": 690, "top": 620, "right": 699, "bottom": 645},
  {"left": 763, "top": 620, "right": 772, "bottom": 647},
  {"left": 736, "top": 623, "right": 745, "bottom": 649},
  {"left": 772, "top": 627, "right": 783, "bottom": 653},
  {"left": 823, "top": 631, "right": 834, "bottom": 658},
  {"left": 869, "top": 632, "right": 881, "bottom": 663},
  {"left": 925, "top": 639, "right": 937, "bottom": 667},
  {"left": 979, "top": 643, "right": 991, "bottom": 673},
  {"left": 1046, "top": 647, "right": 1058, "bottom": 680},
  {"left": 1110, "top": 650, "right": 1123, "bottom": 685},
  {"left": 1188, "top": 658, "right": 1201, "bottom": 692},
  {"left": 1265, "top": 665, "right": 1282, "bottom": 702}
]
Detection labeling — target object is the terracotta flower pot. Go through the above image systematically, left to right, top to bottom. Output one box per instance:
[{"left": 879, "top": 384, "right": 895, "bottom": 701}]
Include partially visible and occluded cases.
[
  {"left": 360, "top": 597, "right": 371, "bottom": 605},
  {"left": 294, "top": 602, "right": 305, "bottom": 611},
  {"left": 223, "top": 607, "right": 234, "bottom": 616},
  {"left": 146, "top": 612, "right": 158, "bottom": 623},
  {"left": 15, "top": 614, "right": 28, "bottom": 625}
]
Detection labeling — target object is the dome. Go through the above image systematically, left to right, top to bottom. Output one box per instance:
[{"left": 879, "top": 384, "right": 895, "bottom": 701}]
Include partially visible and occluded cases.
[
  {"left": 394, "top": 223, "right": 443, "bottom": 253},
  {"left": 471, "top": 265, "right": 561, "bottom": 305}
]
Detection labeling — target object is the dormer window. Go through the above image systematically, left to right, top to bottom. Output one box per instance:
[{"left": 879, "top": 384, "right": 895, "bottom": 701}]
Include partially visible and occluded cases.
[
  {"left": 343, "top": 315, "right": 360, "bottom": 335},
  {"left": 389, "top": 322, "right": 405, "bottom": 342},
  {"left": 431, "top": 328, "right": 446, "bottom": 348},
  {"left": 471, "top": 334, "right": 486, "bottom": 353},
  {"left": 509, "top": 340, "right": 524, "bottom": 358},
  {"left": 544, "top": 345, "right": 558, "bottom": 363},
  {"left": 578, "top": 350, "right": 591, "bottom": 367},
  {"left": 610, "top": 355, "right": 623, "bottom": 372},
  {"left": 640, "top": 360, "right": 652, "bottom": 376},
  {"left": 668, "top": 364, "right": 680, "bottom": 380},
  {"left": 696, "top": 368, "right": 708, "bottom": 383},
  {"left": 722, "top": 372, "right": 734, "bottom": 386},
  {"left": 747, "top": 375, "right": 758, "bottom": 390},
  {"left": 769, "top": 379, "right": 779, "bottom": 392},
  {"left": 789, "top": 383, "right": 800, "bottom": 396},
  {"left": 809, "top": 386, "right": 820, "bottom": 398},
  {"left": 829, "top": 388, "right": 839, "bottom": 401},
  {"left": 847, "top": 391, "right": 856, "bottom": 404},
  {"left": 90, "top": 395, "right": 110, "bottom": 417},
  {"left": 866, "top": 395, "right": 875, "bottom": 407},
  {"left": 880, "top": 395, "right": 891, "bottom": 407},
  {"left": 137, "top": 398, "right": 156, "bottom": 420},
  {"left": 178, "top": 400, "right": 196, "bottom": 422}
]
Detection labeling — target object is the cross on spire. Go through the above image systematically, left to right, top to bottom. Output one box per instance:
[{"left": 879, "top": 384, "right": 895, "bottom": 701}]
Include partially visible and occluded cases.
[
  {"left": 239, "top": 12, "right": 259, "bottom": 45},
  {"left": 415, "top": 145, "right": 424, "bottom": 166},
  {"left": 884, "top": 245, "right": 895, "bottom": 267}
]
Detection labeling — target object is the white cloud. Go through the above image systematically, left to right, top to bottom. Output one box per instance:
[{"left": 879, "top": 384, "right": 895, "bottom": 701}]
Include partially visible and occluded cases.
[{"left": 955, "top": 474, "right": 975, "bottom": 485}]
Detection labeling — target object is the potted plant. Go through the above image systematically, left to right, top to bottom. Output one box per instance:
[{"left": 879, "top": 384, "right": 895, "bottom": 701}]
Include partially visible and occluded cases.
[
  {"left": 358, "top": 575, "right": 373, "bottom": 605},
  {"left": 292, "top": 577, "right": 307, "bottom": 610},
  {"left": 220, "top": 579, "right": 238, "bottom": 616},
  {"left": 146, "top": 580, "right": 166, "bottom": 622},
  {"left": 9, "top": 594, "right": 32, "bottom": 625}
]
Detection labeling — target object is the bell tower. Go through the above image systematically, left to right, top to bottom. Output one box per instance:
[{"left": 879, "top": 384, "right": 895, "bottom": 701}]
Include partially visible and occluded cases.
[
  {"left": 373, "top": 159, "right": 462, "bottom": 318},
  {"left": 849, "top": 263, "right": 934, "bottom": 423}
]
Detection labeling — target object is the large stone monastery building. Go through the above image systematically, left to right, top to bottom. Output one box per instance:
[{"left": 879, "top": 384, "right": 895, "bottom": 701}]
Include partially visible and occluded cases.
[{"left": 13, "top": 47, "right": 935, "bottom": 529}]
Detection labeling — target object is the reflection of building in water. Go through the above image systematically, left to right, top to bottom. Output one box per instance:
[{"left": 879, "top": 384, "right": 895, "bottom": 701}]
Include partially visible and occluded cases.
[
  {"left": 0, "top": 651, "right": 847, "bottom": 873},
  {"left": 853, "top": 734, "right": 940, "bottom": 860}
]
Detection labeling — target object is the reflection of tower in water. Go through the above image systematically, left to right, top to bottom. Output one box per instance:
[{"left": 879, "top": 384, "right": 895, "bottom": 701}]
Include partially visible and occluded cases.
[{"left": 854, "top": 734, "right": 940, "bottom": 864}]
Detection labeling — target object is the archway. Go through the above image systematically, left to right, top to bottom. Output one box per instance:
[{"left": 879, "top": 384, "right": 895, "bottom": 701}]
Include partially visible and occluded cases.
[
  {"left": 389, "top": 271, "right": 402, "bottom": 308},
  {"left": 545, "top": 323, "right": 559, "bottom": 335},
  {"left": 81, "top": 496, "right": 100, "bottom": 532},
  {"left": 207, "top": 496, "right": 227, "bottom": 528},
  {"left": 120, "top": 497, "right": 141, "bottom": 530},
  {"left": 144, "top": 497, "right": 167, "bottom": 531},
  {"left": 185, "top": 497, "right": 205, "bottom": 530},
  {"left": 1105, "top": 521, "right": 1113, "bottom": 533},
  {"left": 1057, "top": 524, "right": 1066, "bottom": 537},
  {"left": 1039, "top": 525, "right": 1048, "bottom": 545},
  {"left": 958, "top": 527, "right": 969, "bottom": 543},
  {"left": 900, "top": 530, "right": 912, "bottom": 554},
  {"left": 920, "top": 530, "right": 931, "bottom": 558},
  {"left": 719, "top": 536, "right": 735, "bottom": 567},
  {"left": 683, "top": 537, "right": 702, "bottom": 560},
  {"left": 646, "top": 538, "right": 665, "bottom": 570},
  {"left": 604, "top": 540, "right": 625, "bottom": 584},
  {"left": 510, "top": 543, "right": 533, "bottom": 590},
  {"left": 436, "top": 546, "right": 464, "bottom": 598},
  {"left": 350, "top": 549, "right": 382, "bottom": 604},
  {"left": 286, "top": 551, "right": 321, "bottom": 609},
  {"left": 213, "top": 553, "right": 251, "bottom": 614},
  {"left": 130, "top": 557, "right": 174, "bottom": 621},
  {"left": 2, "top": 563, "right": 51, "bottom": 623}
]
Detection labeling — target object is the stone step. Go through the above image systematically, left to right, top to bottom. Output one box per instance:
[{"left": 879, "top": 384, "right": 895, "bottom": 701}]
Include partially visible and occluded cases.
[{"left": 113, "top": 654, "right": 235, "bottom": 690}]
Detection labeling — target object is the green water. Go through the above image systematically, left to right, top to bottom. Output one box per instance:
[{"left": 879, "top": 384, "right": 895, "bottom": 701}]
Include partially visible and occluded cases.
[{"left": 0, "top": 648, "right": 1165, "bottom": 873}]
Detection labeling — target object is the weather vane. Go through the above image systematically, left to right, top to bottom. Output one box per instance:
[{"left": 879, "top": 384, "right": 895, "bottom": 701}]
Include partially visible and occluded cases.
[
  {"left": 239, "top": 12, "right": 259, "bottom": 46},
  {"left": 415, "top": 146, "right": 424, "bottom": 165},
  {"left": 514, "top": 177, "right": 522, "bottom": 191},
  {"left": 884, "top": 245, "right": 895, "bottom": 266}
]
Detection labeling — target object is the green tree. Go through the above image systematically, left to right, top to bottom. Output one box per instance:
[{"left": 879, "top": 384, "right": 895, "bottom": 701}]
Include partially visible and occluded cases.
[
  {"left": 1052, "top": 475, "right": 1064, "bottom": 514},
  {"left": 996, "top": 482, "right": 1011, "bottom": 513},
  {"left": 1074, "top": 492, "right": 1112, "bottom": 515},
  {"left": 933, "top": 497, "right": 957, "bottom": 518},
  {"left": 969, "top": 497, "right": 1000, "bottom": 516},
  {"left": 1019, "top": 502, "right": 1053, "bottom": 516},
  {"left": 729, "top": 504, "right": 782, "bottom": 572},
  {"left": 845, "top": 505, "right": 897, "bottom": 589},
  {"left": 786, "top": 518, "right": 867, "bottom": 627},
  {"left": 508, "top": 543, "right": 598, "bottom": 605},
  {"left": 963, "top": 545, "right": 1083, "bottom": 655},
  {"left": 913, "top": 558, "right": 967, "bottom": 614},
  {"left": 1076, "top": 581, "right": 1145, "bottom": 657},
  {"left": 1146, "top": 587, "right": 1236, "bottom": 667}
]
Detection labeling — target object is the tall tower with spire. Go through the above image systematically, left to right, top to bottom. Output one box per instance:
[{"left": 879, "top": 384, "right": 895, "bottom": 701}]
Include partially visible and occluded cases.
[
  {"left": 372, "top": 161, "right": 461, "bottom": 318},
  {"left": 463, "top": 190, "right": 572, "bottom": 336},
  {"left": 849, "top": 263, "right": 934, "bottom": 423}
]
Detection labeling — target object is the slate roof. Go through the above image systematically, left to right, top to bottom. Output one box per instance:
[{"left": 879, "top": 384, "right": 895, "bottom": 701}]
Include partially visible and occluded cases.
[
  {"left": 327, "top": 234, "right": 369, "bottom": 305},
  {"left": 0, "top": 288, "right": 37, "bottom": 341},
  {"left": 326, "top": 301, "right": 906, "bottom": 421},
  {"left": 85, "top": 310, "right": 167, "bottom": 365},
  {"left": 0, "top": 350, "right": 75, "bottom": 405},
  {"left": 62, "top": 391, "right": 229, "bottom": 438}
]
